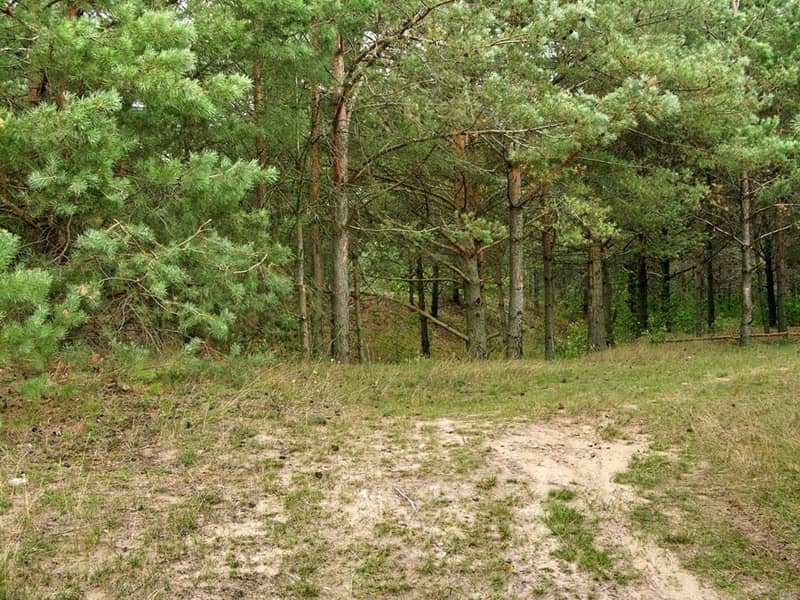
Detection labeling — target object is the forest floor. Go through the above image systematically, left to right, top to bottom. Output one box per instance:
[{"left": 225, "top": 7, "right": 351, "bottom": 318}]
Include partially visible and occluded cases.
[{"left": 1, "top": 342, "right": 799, "bottom": 599}]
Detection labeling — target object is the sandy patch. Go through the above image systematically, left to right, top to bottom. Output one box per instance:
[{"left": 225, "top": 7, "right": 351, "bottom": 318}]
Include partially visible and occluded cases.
[{"left": 490, "top": 418, "right": 725, "bottom": 600}]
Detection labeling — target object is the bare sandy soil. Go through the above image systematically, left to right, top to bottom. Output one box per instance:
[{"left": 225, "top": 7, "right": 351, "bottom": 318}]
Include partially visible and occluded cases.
[
  {"left": 3, "top": 413, "right": 725, "bottom": 599},
  {"left": 169, "top": 417, "right": 725, "bottom": 599},
  {"left": 490, "top": 418, "right": 723, "bottom": 599}
]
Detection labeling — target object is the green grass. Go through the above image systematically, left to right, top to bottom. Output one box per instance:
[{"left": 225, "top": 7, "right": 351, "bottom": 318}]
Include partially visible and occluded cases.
[
  {"left": 0, "top": 341, "right": 799, "bottom": 597},
  {"left": 542, "top": 491, "right": 619, "bottom": 581}
]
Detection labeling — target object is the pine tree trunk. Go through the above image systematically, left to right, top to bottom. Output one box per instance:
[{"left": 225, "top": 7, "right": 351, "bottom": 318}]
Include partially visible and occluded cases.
[
  {"left": 331, "top": 35, "right": 351, "bottom": 363},
  {"left": 309, "top": 75, "right": 325, "bottom": 356},
  {"left": 453, "top": 132, "right": 487, "bottom": 359},
  {"left": 506, "top": 162, "right": 524, "bottom": 359},
  {"left": 740, "top": 175, "right": 754, "bottom": 346},
  {"left": 776, "top": 204, "right": 788, "bottom": 332},
  {"left": 542, "top": 208, "right": 556, "bottom": 360},
  {"left": 296, "top": 212, "right": 310, "bottom": 359},
  {"left": 694, "top": 213, "right": 704, "bottom": 336},
  {"left": 707, "top": 234, "right": 716, "bottom": 330},
  {"left": 764, "top": 237, "right": 777, "bottom": 328},
  {"left": 637, "top": 238, "right": 649, "bottom": 334},
  {"left": 587, "top": 239, "right": 606, "bottom": 351},
  {"left": 462, "top": 249, "right": 488, "bottom": 359},
  {"left": 352, "top": 253, "right": 366, "bottom": 363},
  {"left": 603, "top": 254, "right": 614, "bottom": 346},
  {"left": 756, "top": 254, "right": 769, "bottom": 334},
  {"left": 416, "top": 256, "right": 431, "bottom": 358},
  {"left": 660, "top": 258, "right": 671, "bottom": 332},
  {"left": 496, "top": 259, "right": 506, "bottom": 326},
  {"left": 627, "top": 262, "right": 638, "bottom": 336},
  {"left": 408, "top": 263, "right": 415, "bottom": 306},
  {"left": 431, "top": 263, "right": 440, "bottom": 318},
  {"left": 451, "top": 283, "right": 460, "bottom": 305}
]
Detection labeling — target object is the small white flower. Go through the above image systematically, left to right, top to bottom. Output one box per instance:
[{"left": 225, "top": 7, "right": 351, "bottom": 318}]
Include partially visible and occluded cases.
[{"left": 8, "top": 475, "right": 27, "bottom": 487}]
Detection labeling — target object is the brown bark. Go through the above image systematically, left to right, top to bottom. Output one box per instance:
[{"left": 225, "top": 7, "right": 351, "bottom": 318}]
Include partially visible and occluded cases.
[
  {"left": 331, "top": 35, "right": 351, "bottom": 363},
  {"left": 28, "top": 72, "right": 47, "bottom": 105},
  {"left": 309, "top": 72, "right": 325, "bottom": 356},
  {"left": 506, "top": 162, "right": 524, "bottom": 359},
  {"left": 740, "top": 175, "right": 754, "bottom": 346},
  {"left": 776, "top": 203, "right": 788, "bottom": 332},
  {"left": 542, "top": 207, "right": 556, "bottom": 361},
  {"left": 296, "top": 212, "right": 310, "bottom": 359},
  {"left": 694, "top": 213, "right": 704, "bottom": 336},
  {"left": 707, "top": 233, "right": 716, "bottom": 329},
  {"left": 637, "top": 236, "right": 649, "bottom": 334},
  {"left": 764, "top": 238, "right": 777, "bottom": 328},
  {"left": 587, "top": 239, "right": 607, "bottom": 351},
  {"left": 462, "top": 249, "right": 488, "bottom": 359},
  {"left": 352, "top": 252, "right": 366, "bottom": 363},
  {"left": 756, "top": 252, "right": 769, "bottom": 334},
  {"left": 603, "top": 254, "right": 614, "bottom": 346},
  {"left": 416, "top": 256, "right": 431, "bottom": 358},
  {"left": 660, "top": 258, "right": 671, "bottom": 332},
  {"left": 496, "top": 259, "right": 506, "bottom": 329},
  {"left": 408, "top": 263, "right": 415, "bottom": 306},
  {"left": 431, "top": 263, "right": 440, "bottom": 318},
  {"left": 531, "top": 268, "right": 540, "bottom": 317},
  {"left": 451, "top": 283, "right": 460, "bottom": 305}
]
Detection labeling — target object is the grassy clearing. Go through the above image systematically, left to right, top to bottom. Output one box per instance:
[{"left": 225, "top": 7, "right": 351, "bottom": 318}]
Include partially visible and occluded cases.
[{"left": 0, "top": 341, "right": 798, "bottom": 597}]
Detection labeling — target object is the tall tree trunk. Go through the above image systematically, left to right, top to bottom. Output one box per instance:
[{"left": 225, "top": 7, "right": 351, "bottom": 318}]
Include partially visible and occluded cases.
[
  {"left": 331, "top": 35, "right": 351, "bottom": 362},
  {"left": 309, "top": 73, "right": 325, "bottom": 356},
  {"left": 453, "top": 132, "right": 488, "bottom": 359},
  {"left": 506, "top": 163, "right": 524, "bottom": 358},
  {"left": 740, "top": 175, "right": 754, "bottom": 346},
  {"left": 776, "top": 203, "right": 788, "bottom": 332},
  {"left": 542, "top": 208, "right": 556, "bottom": 361},
  {"left": 296, "top": 212, "right": 310, "bottom": 359},
  {"left": 694, "top": 213, "right": 704, "bottom": 336},
  {"left": 707, "top": 234, "right": 716, "bottom": 330},
  {"left": 637, "top": 237, "right": 649, "bottom": 334},
  {"left": 764, "top": 237, "right": 777, "bottom": 328},
  {"left": 587, "top": 239, "right": 607, "bottom": 351},
  {"left": 462, "top": 249, "right": 488, "bottom": 359},
  {"left": 352, "top": 252, "right": 366, "bottom": 363},
  {"left": 603, "top": 253, "right": 614, "bottom": 346},
  {"left": 756, "top": 253, "right": 769, "bottom": 334},
  {"left": 416, "top": 256, "right": 431, "bottom": 358},
  {"left": 660, "top": 257, "right": 671, "bottom": 332},
  {"left": 496, "top": 259, "right": 506, "bottom": 329},
  {"left": 627, "top": 262, "right": 639, "bottom": 336},
  {"left": 408, "top": 263, "right": 416, "bottom": 306},
  {"left": 431, "top": 263, "right": 440, "bottom": 318},
  {"left": 531, "top": 268, "right": 540, "bottom": 317},
  {"left": 451, "top": 283, "right": 460, "bottom": 305}
]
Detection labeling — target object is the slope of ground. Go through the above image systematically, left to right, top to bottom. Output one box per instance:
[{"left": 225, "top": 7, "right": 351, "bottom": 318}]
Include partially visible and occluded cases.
[{"left": 1, "top": 343, "right": 799, "bottom": 598}]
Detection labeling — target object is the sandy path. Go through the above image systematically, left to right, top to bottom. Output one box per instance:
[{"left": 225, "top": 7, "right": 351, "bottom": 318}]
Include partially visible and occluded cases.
[{"left": 490, "top": 418, "right": 724, "bottom": 600}]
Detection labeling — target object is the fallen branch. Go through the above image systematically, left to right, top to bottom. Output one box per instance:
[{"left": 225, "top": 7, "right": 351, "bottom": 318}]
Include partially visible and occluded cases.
[
  {"left": 363, "top": 292, "right": 468, "bottom": 342},
  {"left": 658, "top": 331, "right": 795, "bottom": 343},
  {"left": 393, "top": 486, "right": 417, "bottom": 512}
]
